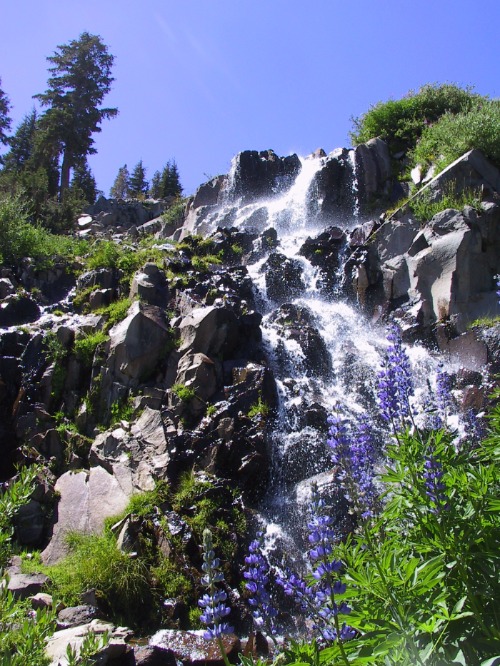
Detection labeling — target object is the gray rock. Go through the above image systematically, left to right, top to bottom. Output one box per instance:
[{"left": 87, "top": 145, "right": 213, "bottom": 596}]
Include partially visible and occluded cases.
[
  {"left": 107, "top": 301, "right": 173, "bottom": 383},
  {"left": 178, "top": 305, "right": 239, "bottom": 357},
  {"left": 41, "top": 468, "right": 131, "bottom": 565},
  {"left": 7, "top": 572, "right": 50, "bottom": 599},
  {"left": 57, "top": 605, "right": 100, "bottom": 629},
  {"left": 150, "top": 629, "right": 241, "bottom": 666}
]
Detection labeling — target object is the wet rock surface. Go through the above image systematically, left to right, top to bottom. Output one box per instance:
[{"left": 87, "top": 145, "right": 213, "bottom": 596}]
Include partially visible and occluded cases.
[{"left": 1, "top": 145, "right": 500, "bottom": 664}]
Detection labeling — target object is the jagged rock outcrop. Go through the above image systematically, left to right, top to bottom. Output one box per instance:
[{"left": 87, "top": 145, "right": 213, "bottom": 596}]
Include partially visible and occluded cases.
[{"left": 349, "top": 150, "right": 500, "bottom": 335}]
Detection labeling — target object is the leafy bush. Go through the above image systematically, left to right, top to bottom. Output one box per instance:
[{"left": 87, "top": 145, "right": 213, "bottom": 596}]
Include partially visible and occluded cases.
[
  {"left": 350, "top": 83, "right": 482, "bottom": 157},
  {"left": 411, "top": 99, "right": 500, "bottom": 173},
  {"left": 409, "top": 183, "right": 483, "bottom": 222},
  {"left": 0, "top": 193, "right": 87, "bottom": 268},
  {"left": 95, "top": 297, "right": 131, "bottom": 330},
  {"left": 73, "top": 330, "right": 108, "bottom": 367},
  {"left": 172, "top": 383, "right": 196, "bottom": 403},
  {"left": 248, "top": 397, "right": 270, "bottom": 418},
  {"left": 0, "top": 465, "right": 55, "bottom": 665},
  {"left": 0, "top": 466, "right": 39, "bottom": 567},
  {"left": 38, "top": 531, "right": 152, "bottom": 627},
  {"left": 0, "top": 583, "right": 56, "bottom": 666}
]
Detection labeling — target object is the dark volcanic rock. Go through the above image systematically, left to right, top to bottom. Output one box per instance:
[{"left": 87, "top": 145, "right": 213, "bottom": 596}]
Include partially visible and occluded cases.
[
  {"left": 228, "top": 149, "right": 301, "bottom": 203},
  {"left": 262, "top": 252, "right": 305, "bottom": 303}
]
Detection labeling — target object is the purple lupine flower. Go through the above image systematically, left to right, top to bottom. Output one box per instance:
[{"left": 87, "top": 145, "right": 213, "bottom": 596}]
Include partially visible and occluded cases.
[
  {"left": 496, "top": 274, "right": 500, "bottom": 305},
  {"left": 377, "top": 323, "right": 414, "bottom": 429},
  {"left": 435, "top": 363, "right": 453, "bottom": 426},
  {"left": 326, "top": 405, "right": 350, "bottom": 465},
  {"left": 327, "top": 406, "right": 379, "bottom": 519},
  {"left": 461, "top": 408, "right": 485, "bottom": 446},
  {"left": 348, "top": 415, "right": 379, "bottom": 518},
  {"left": 423, "top": 454, "right": 448, "bottom": 513},
  {"left": 277, "top": 482, "right": 354, "bottom": 644},
  {"left": 199, "top": 529, "right": 234, "bottom": 641},
  {"left": 243, "top": 532, "right": 278, "bottom": 634}
]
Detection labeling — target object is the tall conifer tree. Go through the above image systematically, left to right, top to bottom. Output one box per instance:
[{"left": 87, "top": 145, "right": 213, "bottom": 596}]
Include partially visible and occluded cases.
[
  {"left": 34, "top": 32, "right": 117, "bottom": 198},
  {"left": 0, "top": 77, "right": 11, "bottom": 149},
  {"left": 129, "top": 160, "right": 148, "bottom": 198},
  {"left": 110, "top": 164, "right": 130, "bottom": 199}
]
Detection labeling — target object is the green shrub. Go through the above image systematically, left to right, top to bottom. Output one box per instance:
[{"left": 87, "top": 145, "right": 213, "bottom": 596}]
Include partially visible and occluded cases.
[
  {"left": 350, "top": 83, "right": 483, "bottom": 157},
  {"left": 411, "top": 99, "right": 500, "bottom": 172},
  {"left": 409, "top": 183, "right": 482, "bottom": 222},
  {"left": 0, "top": 193, "right": 87, "bottom": 269},
  {"left": 96, "top": 297, "right": 131, "bottom": 330},
  {"left": 74, "top": 330, "right": 108, "bottom": 367},
  {"left": 172, "top": 383, "right": 196, "bottom": 403},
  {"left": 248, "top": 397, "right": 270, "bottom": 418},
  {"left": 0, "top": 465, "right": 39, "bottom": 567},
  {"left": 0, "top": 465, "right": 54, "bottom": 665},
  {"left": 39, "top": 531, "right": 152, "bottom": 627},
  {"left": 0, "top": 583, "right": 55, "bottom": 665}
]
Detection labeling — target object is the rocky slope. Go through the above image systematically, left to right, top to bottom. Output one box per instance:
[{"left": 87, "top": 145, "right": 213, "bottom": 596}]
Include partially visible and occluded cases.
[{"left": 1, "top": 141, "right": 500, "bottom": 664}]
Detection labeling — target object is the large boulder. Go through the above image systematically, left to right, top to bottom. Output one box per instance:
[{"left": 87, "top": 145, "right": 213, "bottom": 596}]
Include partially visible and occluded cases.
[
  {"left": 354, "top": 137, "right": 393, "bottom": 209},
  {"left": 306, "top": 148, "right": 357, "bottom": 223},
  {"left": 227, "top": 149, "right": 301, "bottom": 203},
  {"left": 262, "top": 252, "right": 305, "bottom": 303},
  {"left": 130, "top": 263, "right": 170, "bottom": 307},
  {"left": 107, "top": 301, "right": 174, "bottom": 384},
  {"left": 178, "top": 305, "right": 240, "bottom": 358},
  {"left": 41, "top": 467, "right": 131, "bottom": 564}
]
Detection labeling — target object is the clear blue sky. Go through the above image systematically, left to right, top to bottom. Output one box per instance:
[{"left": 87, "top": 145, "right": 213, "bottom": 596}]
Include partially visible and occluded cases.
[{"left": 1, "top": 0, "right": 499, "bottom": 197}]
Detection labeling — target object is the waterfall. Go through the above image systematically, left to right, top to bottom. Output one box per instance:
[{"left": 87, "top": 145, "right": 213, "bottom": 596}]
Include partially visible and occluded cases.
[{"left": 198, "top": 152, "right": 442, "bottom": 556}]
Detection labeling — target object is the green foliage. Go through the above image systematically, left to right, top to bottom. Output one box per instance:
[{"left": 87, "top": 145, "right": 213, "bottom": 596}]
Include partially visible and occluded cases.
[
  {"left": 34, "top": 32, "right": 117, "bottom": 197},
  {"left": 0, "top": 76, "right": 12, "bottom": 147},
  {"left": 350, "top": 83, "right": 482, "bottom": 157},
  {"left": 411, "top": 99, "right": 500, "bottom": 173},
  {"left": 70, "top": 160, "right": 99, "bottom": 206},
  {"left": 129, "top": 160, "right": 148, "bottom": 198},
  {"left": 150, "top": 160, "right": 183, "bottom": 198},
  {"left": 109, "top": 164, "right": 130, "bottom": 199},
  {"left": 409, "top": 184, "right": 482, "bottom": 223},
  {"left": 0, "top": 192, "right": 87, "bottom": 268},
  {"left": 162, "top": 197, "right": 186, "bottom": 225},
  {"left": 85, "top": 239, "right": 121, "bottom": 270},
  {"left": 95, "top": 297, "right": 131, "bottom": 330},
  {"left": 468, "top": 315, "right": 500, "bottom": 329},
  {"left": 73, "top": 330, "right": 108, "bottom": 367},
  {"left": 172, "top": 383, "right": 196, "bottom": 403},
  {"left": 110, "top": 395, "right": 135, "bottom": 425},
  {"left": 248, "top": 397, "right": 270, "bottom": 418},
  {"left": 206, "top": 404, "right": 217, "bottom": 417},
  {"left": 330, "top": 425, "right": 500, "bottom": 665},
  {"left": 0, "top": 465, "right": 54, "bottom": 665},
  {"left": 0, "top": 466, "right": 39, "bottom": 567},
  {"left": 39, "top": 531, "right": 152, "bottom": 627},
  {"left": 0, "top": 582, "right": 55, "bottom": 666},
  {"left": 64, "top": 629, "right": 109, "bottom": 666}
]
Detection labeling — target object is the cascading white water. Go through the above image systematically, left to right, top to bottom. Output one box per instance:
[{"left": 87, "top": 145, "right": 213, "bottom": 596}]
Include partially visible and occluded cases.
[{"left": 204, "top": 153, "right": 443, "bottom": 552}]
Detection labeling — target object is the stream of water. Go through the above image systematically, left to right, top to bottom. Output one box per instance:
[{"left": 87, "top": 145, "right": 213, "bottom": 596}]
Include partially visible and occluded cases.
[{"left": 201, "top": 154, "right": 444, "bottom": 555}]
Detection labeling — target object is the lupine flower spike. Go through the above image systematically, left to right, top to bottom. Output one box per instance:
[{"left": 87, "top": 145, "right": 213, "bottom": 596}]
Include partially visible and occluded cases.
[
  {"left": 377, "top": 323, "right": 414, "bottom": 432},
  {"left": 434, "top": 362, "right": 453, "bottom": 428},
  {"left": 327, "top": 405, "right": 378, "bottom": 519},
  {"left": 423, "top": 453, "right": 448, "bottom": 514},
  {"left": 277, "top": 482, "right": 355, "bottom": 654},
  {"left": 199, "top": 529, "right": 233, "bottom": 666},
  {"left": 244, "top": 531, "right": 278, "bottom": 638}
]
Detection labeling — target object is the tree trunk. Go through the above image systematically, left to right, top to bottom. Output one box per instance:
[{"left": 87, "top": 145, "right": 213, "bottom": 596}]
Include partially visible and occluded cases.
[{"left": 59, "top": 150, "right": 72, "bottom": 200}]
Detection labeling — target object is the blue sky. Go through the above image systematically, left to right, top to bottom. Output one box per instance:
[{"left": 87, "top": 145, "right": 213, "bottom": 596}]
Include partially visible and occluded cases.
[{"left": 1, "top": 0, "right": 499, "bottom": 197}]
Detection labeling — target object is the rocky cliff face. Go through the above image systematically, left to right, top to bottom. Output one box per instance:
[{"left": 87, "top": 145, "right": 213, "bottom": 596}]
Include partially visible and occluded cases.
[{"left": 1, "top": 140, "right": 500, "bottom": 660}]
